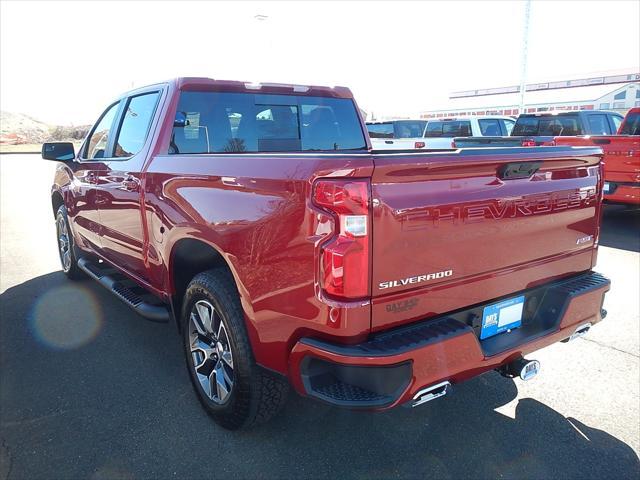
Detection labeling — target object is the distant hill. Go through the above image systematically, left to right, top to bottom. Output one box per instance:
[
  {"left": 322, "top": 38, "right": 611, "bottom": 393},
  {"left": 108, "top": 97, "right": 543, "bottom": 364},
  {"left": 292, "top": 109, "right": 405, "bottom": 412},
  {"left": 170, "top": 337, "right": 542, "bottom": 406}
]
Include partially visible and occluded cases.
[{"left": 0, "top": 111, "right": 89, "bottom": 145}]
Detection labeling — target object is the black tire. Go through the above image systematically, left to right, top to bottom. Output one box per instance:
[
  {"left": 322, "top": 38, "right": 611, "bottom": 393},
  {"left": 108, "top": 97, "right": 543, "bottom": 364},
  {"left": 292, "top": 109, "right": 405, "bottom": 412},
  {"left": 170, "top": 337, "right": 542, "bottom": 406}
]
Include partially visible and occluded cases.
[
  {"left": 55, "top": 205, "right": 84, "bottom": 280},
  {"left": 182, "top": 269, "right": 289, "bottom": 430}
]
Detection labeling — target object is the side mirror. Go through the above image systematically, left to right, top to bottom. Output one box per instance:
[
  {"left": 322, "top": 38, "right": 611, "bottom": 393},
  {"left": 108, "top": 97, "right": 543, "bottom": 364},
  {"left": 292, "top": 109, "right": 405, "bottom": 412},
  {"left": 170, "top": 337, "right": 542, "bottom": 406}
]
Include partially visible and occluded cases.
[
  {"left": 174, "top": 111, "right": 190, "bottom": 127},
  {"left": 42, "top": 142, "right": 75, "bottom": 162}
]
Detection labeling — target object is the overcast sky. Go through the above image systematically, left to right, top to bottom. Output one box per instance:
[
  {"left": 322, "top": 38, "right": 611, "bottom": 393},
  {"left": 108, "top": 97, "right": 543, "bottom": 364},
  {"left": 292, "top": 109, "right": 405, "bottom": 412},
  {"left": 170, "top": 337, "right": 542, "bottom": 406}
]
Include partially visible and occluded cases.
[{"left": 1, "top": 0, "right": 638, "bottom": 125}]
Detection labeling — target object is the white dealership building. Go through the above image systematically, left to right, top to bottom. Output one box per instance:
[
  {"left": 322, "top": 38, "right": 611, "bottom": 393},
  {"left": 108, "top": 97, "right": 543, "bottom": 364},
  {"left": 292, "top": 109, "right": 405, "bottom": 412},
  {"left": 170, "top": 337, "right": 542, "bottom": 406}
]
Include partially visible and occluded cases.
[{"left": 419, "top": 71, "right": 640, "bottom": 119}]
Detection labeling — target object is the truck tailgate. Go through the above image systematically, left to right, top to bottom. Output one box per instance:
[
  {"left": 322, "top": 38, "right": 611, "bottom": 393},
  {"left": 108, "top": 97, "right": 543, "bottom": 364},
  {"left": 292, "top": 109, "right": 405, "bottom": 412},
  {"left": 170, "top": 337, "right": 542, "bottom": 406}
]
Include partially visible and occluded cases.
[{"left": 369, "top": 146, "right": 603, "bottom": 331}]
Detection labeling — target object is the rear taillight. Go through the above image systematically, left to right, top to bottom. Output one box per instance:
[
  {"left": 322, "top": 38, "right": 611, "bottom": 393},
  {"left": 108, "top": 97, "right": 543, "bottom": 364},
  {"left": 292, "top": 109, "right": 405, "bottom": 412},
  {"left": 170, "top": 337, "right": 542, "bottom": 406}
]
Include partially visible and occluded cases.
[
  {"left": 521, "top": 139, "right": 536, "bottom": 147},
  {"left": 415, "top": 141, "right": 426, "bottom": 149},
  {"left": 313, "top": 179, "right": 370, "bottom": 299}
]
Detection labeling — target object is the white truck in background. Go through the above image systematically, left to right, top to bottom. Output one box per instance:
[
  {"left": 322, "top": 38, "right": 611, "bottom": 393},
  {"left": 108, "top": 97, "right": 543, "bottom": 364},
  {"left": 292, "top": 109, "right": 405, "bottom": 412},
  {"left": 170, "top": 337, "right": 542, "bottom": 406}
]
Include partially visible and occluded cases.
[
  {"left": 366, "top": 116, "right": 516, "bottom": 150},
  {"left": 423, "top": 116, "right": 516, "bottom": 149},
  {"left": 366, "top": 120, "right": 428, "bottom": 150}
]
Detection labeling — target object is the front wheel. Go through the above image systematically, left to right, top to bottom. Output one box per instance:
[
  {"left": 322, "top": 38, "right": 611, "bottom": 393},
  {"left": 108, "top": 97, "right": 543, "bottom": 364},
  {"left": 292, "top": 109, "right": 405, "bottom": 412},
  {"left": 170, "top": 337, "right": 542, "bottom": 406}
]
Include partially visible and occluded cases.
[
  {"left": 55, "top": 205, "right": 83, "bottom": 280},
  {"left": 182, "top": 269, "right": 289, "bottom": 430}
]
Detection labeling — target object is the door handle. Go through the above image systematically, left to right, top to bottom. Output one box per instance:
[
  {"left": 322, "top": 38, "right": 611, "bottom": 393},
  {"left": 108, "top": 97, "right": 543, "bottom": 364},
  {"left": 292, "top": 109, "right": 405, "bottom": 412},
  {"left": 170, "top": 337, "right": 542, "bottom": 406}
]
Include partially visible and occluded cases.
[{"left": 121, "top": 176, "right": 140, "bottom": 192}]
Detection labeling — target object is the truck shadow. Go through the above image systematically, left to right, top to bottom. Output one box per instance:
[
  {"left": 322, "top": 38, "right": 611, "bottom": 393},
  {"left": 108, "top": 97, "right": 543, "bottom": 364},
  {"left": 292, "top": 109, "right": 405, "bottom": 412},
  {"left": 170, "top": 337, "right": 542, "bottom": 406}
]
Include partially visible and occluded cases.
[
  {"left": 600, "top": 205, "right": 640, "bottom": 252},
  {"left": 1, "top": 272, "right": 638, "bottom": 479}
]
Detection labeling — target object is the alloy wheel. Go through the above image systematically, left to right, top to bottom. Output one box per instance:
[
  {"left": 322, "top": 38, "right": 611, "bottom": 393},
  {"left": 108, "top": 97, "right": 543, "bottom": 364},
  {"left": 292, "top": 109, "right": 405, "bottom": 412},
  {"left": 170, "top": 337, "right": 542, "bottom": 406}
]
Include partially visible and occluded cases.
[
  {"left": 56, "top": 215, "right": 72, "bottom": 272},
  {"left": 188, "top": 300, "right": 235, "bottom": 404}
]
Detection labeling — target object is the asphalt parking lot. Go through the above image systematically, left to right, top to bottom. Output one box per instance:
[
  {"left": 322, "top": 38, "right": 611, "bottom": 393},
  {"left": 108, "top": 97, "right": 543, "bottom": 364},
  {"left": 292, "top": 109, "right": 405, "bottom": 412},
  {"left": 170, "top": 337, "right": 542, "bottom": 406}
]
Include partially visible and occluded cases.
[{"left": 1, "top": 154, "right": 638, "bottom": 480}]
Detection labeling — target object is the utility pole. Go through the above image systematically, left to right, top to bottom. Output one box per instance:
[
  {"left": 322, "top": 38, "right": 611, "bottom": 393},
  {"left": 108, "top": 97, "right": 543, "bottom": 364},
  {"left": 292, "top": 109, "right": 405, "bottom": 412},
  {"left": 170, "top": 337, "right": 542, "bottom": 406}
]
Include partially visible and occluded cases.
[{"left": 519, "top": 0, "right": 532, "bottom": 114}]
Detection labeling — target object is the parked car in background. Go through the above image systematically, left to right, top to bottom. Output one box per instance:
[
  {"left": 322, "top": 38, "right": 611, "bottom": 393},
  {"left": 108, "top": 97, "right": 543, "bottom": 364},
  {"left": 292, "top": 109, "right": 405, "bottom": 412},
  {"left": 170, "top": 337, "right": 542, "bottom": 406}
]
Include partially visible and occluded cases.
[
  {"left": 43, "top": 78, "right": 610, "bottom": 430},
  {"left": 553, "top": 108, "right": 639, "bottom": 206},
  {"left": 454, "top": 110, "right": 625, "bottom": 148},
  {"left": 510, "top": 110, "right": 624, "bottom": 145},
  {"left": 423, "top": 116, "right": 515, "bottom": 148},
  {"left": 366, "top": 119, "right": 427, "bottom": 150}
]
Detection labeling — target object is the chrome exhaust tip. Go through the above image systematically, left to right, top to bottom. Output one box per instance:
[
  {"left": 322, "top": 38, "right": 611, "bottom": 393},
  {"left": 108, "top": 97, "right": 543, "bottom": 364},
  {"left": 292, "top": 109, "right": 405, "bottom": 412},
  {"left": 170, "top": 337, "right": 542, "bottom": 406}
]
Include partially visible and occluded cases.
[
  {"left": 562, "top": 322, "right": 592, "bottom": 343},
  {"left": 498, "top": 357, "right": 541, "bottom": 381},
  {"left": 411, "top": 381, "right": 451, "bottom": 407}
]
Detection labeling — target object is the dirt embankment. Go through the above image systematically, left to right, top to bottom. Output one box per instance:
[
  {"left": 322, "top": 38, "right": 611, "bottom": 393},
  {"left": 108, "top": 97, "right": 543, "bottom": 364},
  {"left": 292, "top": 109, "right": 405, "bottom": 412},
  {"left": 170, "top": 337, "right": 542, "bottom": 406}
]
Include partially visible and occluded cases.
[{"left": 0, "top": 111, "right": 89, "bottom": 150}]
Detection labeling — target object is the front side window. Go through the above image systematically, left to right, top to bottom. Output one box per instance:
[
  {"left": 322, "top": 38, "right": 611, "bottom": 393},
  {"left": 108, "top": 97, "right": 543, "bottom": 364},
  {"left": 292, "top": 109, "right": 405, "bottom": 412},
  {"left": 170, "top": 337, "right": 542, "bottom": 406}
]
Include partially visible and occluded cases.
[
  {"left": 114, "top": 92, "right": 160, "bottom": 157},
  {"left": 170, "top": 92, "right": 366, "bottom": 153},
  {"left": 84, "top": 103, "right": 119, "bottom": 159},
  {"left": 587, "top": 114, "right": 611, "bottom": 135},
  {"left": 478, "top": 119, "right": 501, "bottom": 136},
  {"left": 366, "top": 123, "right": 394, "bottom": 138}
]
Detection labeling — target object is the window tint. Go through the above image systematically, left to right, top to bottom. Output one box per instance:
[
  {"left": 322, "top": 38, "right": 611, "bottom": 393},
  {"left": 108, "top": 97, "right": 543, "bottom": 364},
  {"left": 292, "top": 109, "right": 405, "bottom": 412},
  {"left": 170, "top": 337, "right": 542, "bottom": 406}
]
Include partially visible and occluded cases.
[
  {"left": 114, "top": 92, "right": 159, "bottom": 157},
  {"left": 171, "top": 92, "right": 366, "bottom": 153},
  {"left": 84, "top": 103, "right": 119, "bottom": 159},
  {"left": 619, "top": 112, "right": 640, "bottom": 135},
  {"left": 587, "top": 114, "right": 611, "bottom": 135},
  {"left": 512, "top": 115, "right": 582, "bottom": 136},
  {"left": 478, "top": 119, "right": 501, "bottom": 136},
  {"left": 502, "top": 119, "right": 515, "bottom": 135},
  {"left": 393, "top": 120, "right": 427, "bottom": 138},
  {"left": 425, "top": 120, "right": 472, "bottom": 137},
  {"left": 367, "top": 123, "right": 394, "bottom": 138}
]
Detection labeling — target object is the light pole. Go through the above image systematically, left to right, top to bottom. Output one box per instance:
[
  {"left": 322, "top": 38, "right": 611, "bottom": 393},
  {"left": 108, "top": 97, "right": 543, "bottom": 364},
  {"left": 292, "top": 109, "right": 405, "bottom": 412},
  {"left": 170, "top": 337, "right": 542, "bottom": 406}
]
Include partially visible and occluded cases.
[{"left": 519, "top": 0, "right": 532, "bottom": 114}]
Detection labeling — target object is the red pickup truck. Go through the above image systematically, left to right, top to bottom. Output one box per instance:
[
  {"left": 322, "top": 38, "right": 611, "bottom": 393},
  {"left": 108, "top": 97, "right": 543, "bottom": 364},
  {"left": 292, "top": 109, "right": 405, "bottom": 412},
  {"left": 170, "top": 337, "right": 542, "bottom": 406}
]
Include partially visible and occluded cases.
[
  {"left": 43, "top": 78, "right": 610, "bottom": 430},
  {"left": 553, "top": 108, "right": 640, "bottom": 205}
]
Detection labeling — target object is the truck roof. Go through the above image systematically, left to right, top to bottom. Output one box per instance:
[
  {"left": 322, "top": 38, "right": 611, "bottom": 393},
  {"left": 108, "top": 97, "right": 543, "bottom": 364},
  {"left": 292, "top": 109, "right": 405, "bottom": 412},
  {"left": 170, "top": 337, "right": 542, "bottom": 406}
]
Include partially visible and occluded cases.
[
  {"left": 122, "top": 77, "right": 355, "bottom": 100},
  {"left": 518, "top": 110, "right": 620, "bottom": 117},
  {"left": 427, "top": 115, "right": 514, "bottom": 121}
]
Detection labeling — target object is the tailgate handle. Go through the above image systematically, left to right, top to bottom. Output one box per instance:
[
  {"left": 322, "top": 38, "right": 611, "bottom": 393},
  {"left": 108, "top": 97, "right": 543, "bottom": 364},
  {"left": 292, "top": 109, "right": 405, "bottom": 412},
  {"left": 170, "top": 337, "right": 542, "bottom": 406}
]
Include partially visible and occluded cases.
[{"left": 498, "top": 161, "right": 542, "bottom": 180}]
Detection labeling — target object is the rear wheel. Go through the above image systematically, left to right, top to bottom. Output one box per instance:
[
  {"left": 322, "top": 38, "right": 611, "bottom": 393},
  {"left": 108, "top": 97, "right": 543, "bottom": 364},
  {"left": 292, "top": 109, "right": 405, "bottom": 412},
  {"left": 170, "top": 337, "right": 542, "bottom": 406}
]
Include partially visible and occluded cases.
[
  {"left": 55, "top": 205, "right": 83, "bottom": 280},
  {"left": 182, "top": 269, "right": 289, "bottom": 429}
]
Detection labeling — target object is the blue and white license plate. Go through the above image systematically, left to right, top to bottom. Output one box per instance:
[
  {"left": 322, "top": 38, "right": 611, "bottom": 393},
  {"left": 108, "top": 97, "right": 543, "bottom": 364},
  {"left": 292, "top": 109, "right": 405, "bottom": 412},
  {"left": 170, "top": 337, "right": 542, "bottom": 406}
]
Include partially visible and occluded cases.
[
  {"left": 603, "top": 182, "right": 611, "bottom": 193},
  {"left": 480, "top": 295, "right": 525, "bottom": 340}
]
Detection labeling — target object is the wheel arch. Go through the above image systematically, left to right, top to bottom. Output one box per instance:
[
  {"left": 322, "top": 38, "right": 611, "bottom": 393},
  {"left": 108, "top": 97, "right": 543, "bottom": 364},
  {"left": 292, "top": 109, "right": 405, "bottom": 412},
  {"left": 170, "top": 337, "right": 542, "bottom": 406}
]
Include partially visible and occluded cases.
[{"left": 168, "top": 237, "right": 250, "bottom": 332}]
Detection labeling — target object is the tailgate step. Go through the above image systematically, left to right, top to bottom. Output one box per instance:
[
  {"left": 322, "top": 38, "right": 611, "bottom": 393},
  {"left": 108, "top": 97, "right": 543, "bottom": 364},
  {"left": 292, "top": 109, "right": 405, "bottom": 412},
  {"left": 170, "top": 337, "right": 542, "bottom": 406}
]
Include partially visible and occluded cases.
[{"left": 77, "top": 258, "right": 170, "bottom": 322}]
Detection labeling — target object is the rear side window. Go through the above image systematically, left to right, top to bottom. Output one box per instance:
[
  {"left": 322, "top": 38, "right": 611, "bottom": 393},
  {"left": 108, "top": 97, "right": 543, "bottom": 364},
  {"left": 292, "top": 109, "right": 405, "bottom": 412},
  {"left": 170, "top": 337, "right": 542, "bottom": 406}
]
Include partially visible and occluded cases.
[
  {"left": 114, "top": 92, "right": 160, "bottom": 157},
  {"left": 171, "top": 92, "right": 366, "bottom": 153},
  {"left": 84, "top": 103, "right": 119, "bottom": 159},
  {"left": 619, "top": 112, "right": 640, "bottom": 135},
  {"left": 587, "top": 114, "right": 611, "bottom": 135},
  {"left": 512, "top": 115, "right": 582, "bottom": 136},
  {"left": 478, "top": 119, "right": 501, "bottom": 136},
  {"left": 425, "top": 121, "right": 472, "bottom": 137},
  {"left": 367, "top": 123, "right": 394, "bottom": 138}
]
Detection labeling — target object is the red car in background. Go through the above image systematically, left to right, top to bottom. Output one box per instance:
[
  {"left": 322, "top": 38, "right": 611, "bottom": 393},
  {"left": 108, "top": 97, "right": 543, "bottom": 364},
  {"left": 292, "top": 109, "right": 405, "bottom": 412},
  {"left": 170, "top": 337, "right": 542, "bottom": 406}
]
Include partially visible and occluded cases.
[{"left": 554, "top": 108, "right": 640, "bottom": 206}]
